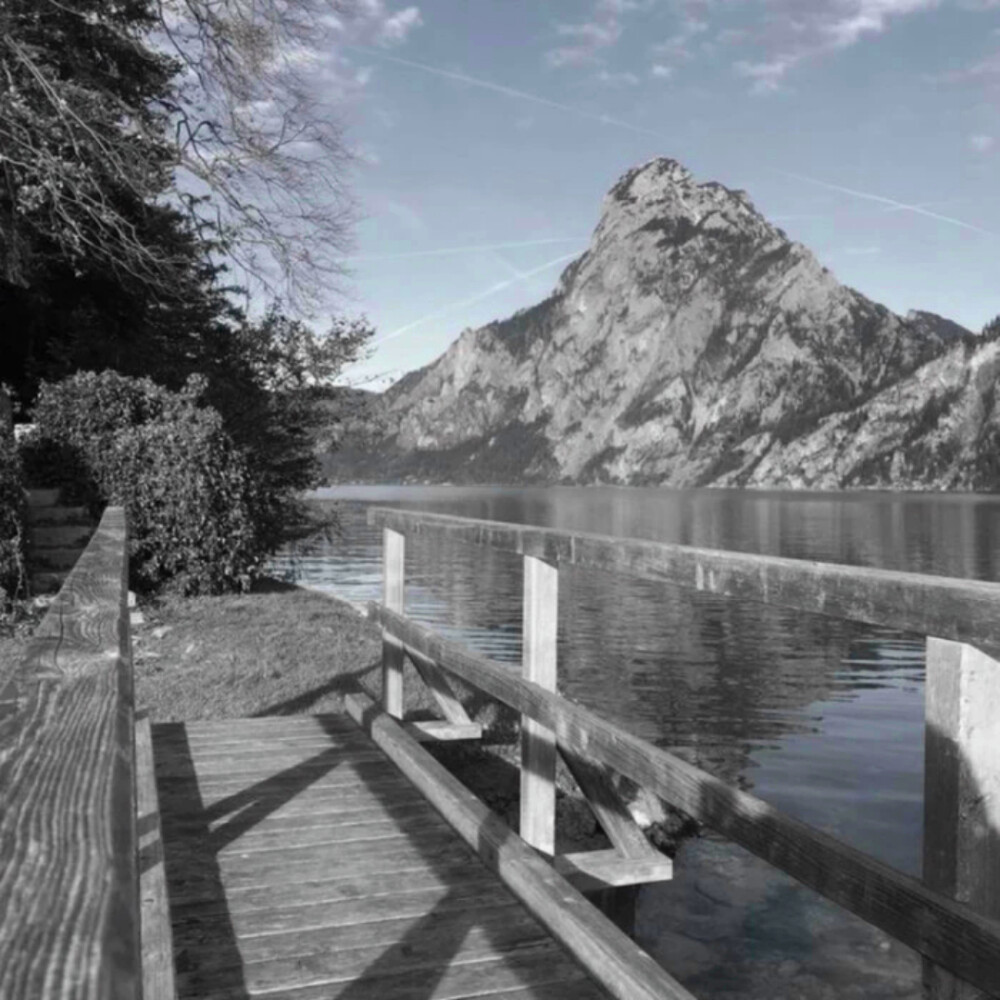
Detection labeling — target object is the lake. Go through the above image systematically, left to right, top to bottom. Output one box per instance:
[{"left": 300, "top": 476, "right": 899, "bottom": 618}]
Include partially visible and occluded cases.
[{"left": 272, "top": 485, "right": 1000, "bottom": 999}]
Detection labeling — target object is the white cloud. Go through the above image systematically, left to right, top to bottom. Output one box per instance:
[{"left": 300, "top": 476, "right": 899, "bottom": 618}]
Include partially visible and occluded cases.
[
  {"left": 545, "top": 0, "right": 641, "bottom": 68},
  {"left": 723, "top": 0, "right": 940, "bottom": 93},
  {"left": 322, "top": 1, "right": 423, "bottom": 48},
  {"left": 379, "top": 7, "right": 422, "bottom": 45},
  {"left": 652, "top": 14, "right": 709, "bottom": 61},
  {"left": 934, "top": 49, "right": 1000, "bottom": 83},
  {"left": 651, "top": 63, "right": 675, "bottom": 78},
  {"left": 595, "top": 69, "right": 642, "bottom": 85},
  {"left": 971, "top": 133, "right": 996, "bottom": 151}
]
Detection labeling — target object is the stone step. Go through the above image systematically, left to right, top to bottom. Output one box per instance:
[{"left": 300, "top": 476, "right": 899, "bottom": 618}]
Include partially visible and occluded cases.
[
  {"left": 26, "top": 488, "right": 61, "bottom": 507},
  {"left": 27, "top": 505, "right": 90, "bottom": 526},
  {"left": 30, "top": 524, "right": 94, "bottom": 549},
  {"left": 31, "top": 547, "right": 84, "bottom": 571},
  {"left": 31, "top": 571, "right": 68, "bottom": 595}
]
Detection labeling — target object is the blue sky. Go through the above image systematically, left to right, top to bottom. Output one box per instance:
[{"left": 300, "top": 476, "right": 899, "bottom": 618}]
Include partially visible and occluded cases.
[{"left": 309, "top": 0, "right": 1000, "bottom": 388}]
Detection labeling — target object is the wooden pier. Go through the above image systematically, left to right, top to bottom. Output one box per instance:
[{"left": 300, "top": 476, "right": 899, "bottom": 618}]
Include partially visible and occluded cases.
[
  {"left": 2, "top": 505, "right": 1000, "bottom": 999},
  {"left": 153, "top": 713, "right": 606, "bottom": 1000}
]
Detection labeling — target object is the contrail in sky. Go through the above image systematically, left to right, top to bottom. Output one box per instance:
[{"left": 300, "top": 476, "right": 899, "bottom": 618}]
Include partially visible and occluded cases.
[
  {"left": 346, "top": 46, "right": 670, "bottom": 140},
  {"left": 352, "top": 47, "right": 993, "bottom": 236},
  {"left": 772, "top": 170, "right": 996, "bottom": 237},
  {"left": 345, "top": 236, "right": 586, "bottom": 262},
  {"left": 373, "top": 250, "right": 580, "bottom": 346}
]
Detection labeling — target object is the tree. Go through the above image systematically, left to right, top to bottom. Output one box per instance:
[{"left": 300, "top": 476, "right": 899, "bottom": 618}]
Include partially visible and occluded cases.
[
  {"left": 0, "top": 0, "right": 248, "bottom": 405},
  {"left": 1, "top": 0, "right": 186, "bottom": 290},
  {"left": 1, "top": 0, "right": 373, "bottom": 568},
  {"left": 154, "top": 0, "right": 357, "bottom": 310}
]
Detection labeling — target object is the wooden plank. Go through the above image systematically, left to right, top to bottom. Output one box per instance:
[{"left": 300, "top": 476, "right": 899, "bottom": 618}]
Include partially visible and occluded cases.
[
  {"left": 0, "top": 507, "right": 139, "bottom": 1000},
  {"left": 369, "top": 507, "right": 1000, "bottom": 659},
  {"left": 383, "top": 527, "right": 406, "bottom": 718},
  {"left": 521, "top": 554, "right": 558, "bottom": 857},
  {"left": 370, "top": 602, "right": 1000, "bottom": 997},
  {"left": 923, "top": 638, "right": 1000, "bottom": 999},
  {"left": 405, "top": 646, "right": 476, "bottom": 726},
  {"left": 344, "top": 690, "right": 697, "bottom": 1000},
  {"left": 157, "top": 714, "right": 361, "bottom": 738},
  {"left": 136, "top": 715, "right": 176, "bottom": 1000},
  {"left": 405, "top": 720, "right": 484, "bottom": 742},
  {"left": 152, "top": 747, "right": 387, "bottom": 778},
  {"left": 559, "top": 748, "right": 659, "bottom": 860},
  {"left": 154, "top": 758, "right": 413, "bottom": 792},
  {"left": 156, "top": 776, "right": 422, "bottom": 813},
  {"left": 159, "top": 798, "right": 440, "bottom": 836},
  {"left": 209, "top": 814, "right": 455, "bottom": 856},
  {"left": 163, "top": 831, "right": 479, "bottom": 897},
  {"left": 164, "top": 841, "right": 482, "bottom": 905},
  {"left": 554, "top": 849, "right": 673, "bottom": 892},
  {"left": 169, "top": 861, "right": 499, "bottom": 916},
  {"left": 172, "top": 886, "right": 522, "bottom": 944},
  {"left": 174, "top": 907, "right": 553, "bottom": 993},
  {"left": 186, "top": 947, "right": 601, "bottom": 1000}
]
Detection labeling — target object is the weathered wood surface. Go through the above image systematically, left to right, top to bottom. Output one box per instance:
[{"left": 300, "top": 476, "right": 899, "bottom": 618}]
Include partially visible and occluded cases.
[
  {"left": 0, "top": 507, "right": 139, "bottom": 1000},
  {"left": 369, "top": 507, "right": 1000, "bottom": 658},
  {"left": 382, "top": 527, "right": 405, "bottom": 718},
  {"left": 521, "top": 554, "right": 558, "bottom": 856},
  {"left": 370, "top": 601, "right": 1000, "bottom": 997},
  {"left": 923, "top": 638, "right": 1000, "bottom": 999},
  {"left": 405, "top": 645, "right": 477, "bottom": 726},
  {"left": 345, "top": 690, "right": 697, "bottom": 1000},
  {"left": 154, "top": 713, "right": 610, "bottom": 999},
  {"left": 136, "top": 714, "right": 177, "bottom": 1000},
  {"left": 553, "top": 849, "right": 673, "bottom": 892}
]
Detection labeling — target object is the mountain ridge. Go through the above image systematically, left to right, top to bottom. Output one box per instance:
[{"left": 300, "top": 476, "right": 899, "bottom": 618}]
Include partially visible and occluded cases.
[{"left": 327, "top": 157, "right": 998, "bottom": 490}]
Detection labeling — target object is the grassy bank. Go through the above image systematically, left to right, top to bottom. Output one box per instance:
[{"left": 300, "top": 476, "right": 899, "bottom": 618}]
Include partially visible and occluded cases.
[{"left": 133, "top": 580, "right": 386, "bottom": 721}]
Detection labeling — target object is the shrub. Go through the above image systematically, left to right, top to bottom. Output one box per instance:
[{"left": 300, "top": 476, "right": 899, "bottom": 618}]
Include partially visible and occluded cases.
[
  {"left": 29, "top": 371, "right": 264, "bottom": 595},
  {"left": 0, "top": 431, "right": 27, "bottom": 610}
]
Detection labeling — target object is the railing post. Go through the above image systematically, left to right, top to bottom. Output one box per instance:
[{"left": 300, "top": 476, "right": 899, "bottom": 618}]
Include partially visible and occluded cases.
[
  {"left": 382, "top": 527, "right": 405, "bottom": 719},
  {"left": 521, "top": 554, "right": 558, "bottom": 856},
  {"left": 923, "top": 637, "right": 1000, "bottom": 999}
]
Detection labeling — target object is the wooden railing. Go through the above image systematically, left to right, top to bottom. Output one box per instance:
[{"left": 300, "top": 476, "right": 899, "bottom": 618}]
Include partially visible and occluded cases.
[
  {"left": 368, "top": 507, "right": 1000, "bottom": 1000},
  {"left": 0, "top": 508, "right": 144, "bottom": 1000}
]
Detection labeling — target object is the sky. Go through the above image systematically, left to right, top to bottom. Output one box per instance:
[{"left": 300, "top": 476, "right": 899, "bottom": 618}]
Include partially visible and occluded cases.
[{"left": 302, "top": 0, "right": 1000, "bottom": 389}]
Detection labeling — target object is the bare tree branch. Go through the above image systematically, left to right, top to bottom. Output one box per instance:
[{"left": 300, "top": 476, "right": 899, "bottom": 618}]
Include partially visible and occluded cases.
[{"left": 154, "top": 0, "right": 359, "bottom": 312}]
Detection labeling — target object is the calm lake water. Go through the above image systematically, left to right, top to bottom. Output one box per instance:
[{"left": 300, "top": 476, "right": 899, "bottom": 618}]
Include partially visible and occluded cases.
[{"left": 272, "top": 485, "right": 1000, "bottom": 999}]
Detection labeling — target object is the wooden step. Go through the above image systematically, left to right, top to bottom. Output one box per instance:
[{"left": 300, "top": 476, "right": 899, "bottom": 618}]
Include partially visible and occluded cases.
[
  {"left": 26, "top": 488, "right": 61, "bottom": 507},
  {"left": 27, "top": 506, "right": 90, "bottom": 526},
  {"left": 30, "top": 524, "right": 93, "bottom": 549},
  {"left": 31, "top": 547, "right": 84, "bottom": 571},
  {"left": 31, "top": 571, "right": 68, "bottom": 594}
]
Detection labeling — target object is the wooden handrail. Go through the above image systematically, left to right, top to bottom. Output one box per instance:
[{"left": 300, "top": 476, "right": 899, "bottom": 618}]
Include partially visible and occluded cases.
[
  {"left": 369, "top": 507, "right": 1000, "bottom": 659},
  {"left": 0, "top": 508, "right": 138, "bottom": 1000},
  {"left": 368, "top": 601, "right": 1000, "bottom": 997},
  {"left": 345, "top": 689, "right": 698, "bottom": 1000}
]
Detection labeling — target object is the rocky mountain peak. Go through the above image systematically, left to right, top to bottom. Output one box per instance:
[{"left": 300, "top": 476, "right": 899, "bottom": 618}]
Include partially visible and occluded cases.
[{"left": 334, "top": 157, "right": 982, "bottom": 489}]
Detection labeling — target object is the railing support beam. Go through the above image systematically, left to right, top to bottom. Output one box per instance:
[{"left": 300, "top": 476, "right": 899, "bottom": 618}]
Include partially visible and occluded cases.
[
  {"left": 382, "top": 527, "right": 405, "bottom": 719},
  {"left": 521, "top": 554, "right": 558, "bottom": 857},
  {"left": 923, "top": 637, "right": 1000, "bottom": 1000}
]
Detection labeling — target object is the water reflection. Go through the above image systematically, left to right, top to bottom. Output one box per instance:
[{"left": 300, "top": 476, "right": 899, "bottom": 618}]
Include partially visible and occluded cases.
[{"left": 271, "top": 485, "right": 1000, "bottom": 999}]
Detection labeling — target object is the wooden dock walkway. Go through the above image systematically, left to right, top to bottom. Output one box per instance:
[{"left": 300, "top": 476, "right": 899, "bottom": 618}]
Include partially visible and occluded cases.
[
  {"left": 5, "top": 505, "right": 1000, "bottom": 1000},
  {"left": 153, "top": 713, "right": 606, "bottom": 1000}
]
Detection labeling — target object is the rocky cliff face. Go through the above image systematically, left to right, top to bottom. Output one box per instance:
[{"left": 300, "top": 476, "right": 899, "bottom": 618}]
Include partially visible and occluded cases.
[{"left": 332, "top": 158, "right": 998, "bottom": 488}]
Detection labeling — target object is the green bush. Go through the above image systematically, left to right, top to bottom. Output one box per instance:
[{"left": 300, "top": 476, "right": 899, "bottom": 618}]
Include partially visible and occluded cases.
[
  {"left": 29, "top": 371, "right": 264, "bottom": 595},
  {"left": 0, "top": 431, "right": 27, "bottom": 609}
]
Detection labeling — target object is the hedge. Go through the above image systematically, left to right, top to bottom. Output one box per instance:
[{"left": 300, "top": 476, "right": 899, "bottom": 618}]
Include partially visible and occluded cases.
[{"left": 25, "top": 371, "right": 265, "bottom": 594}]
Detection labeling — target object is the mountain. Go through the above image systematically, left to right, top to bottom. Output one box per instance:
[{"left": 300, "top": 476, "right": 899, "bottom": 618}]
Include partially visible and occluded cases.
[{"left": 329, "top": 158, "right": 999, "bottom": 489}]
